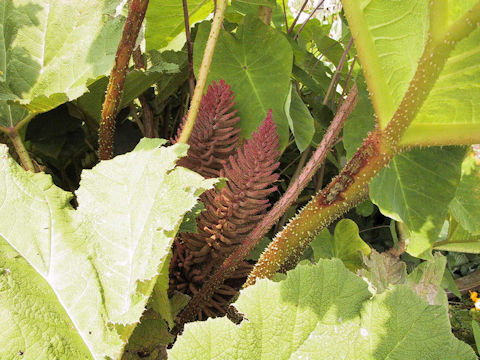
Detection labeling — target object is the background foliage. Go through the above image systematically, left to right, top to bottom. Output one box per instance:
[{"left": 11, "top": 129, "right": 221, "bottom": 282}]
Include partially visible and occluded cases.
[{"left": 0, "top": 0, "right": 479, "bottom": 359}]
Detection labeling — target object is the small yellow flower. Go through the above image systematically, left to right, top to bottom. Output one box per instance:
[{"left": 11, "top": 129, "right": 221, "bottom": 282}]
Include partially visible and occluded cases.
[{"left": 470, "top": 291, "right": 480, "bottom": 310}]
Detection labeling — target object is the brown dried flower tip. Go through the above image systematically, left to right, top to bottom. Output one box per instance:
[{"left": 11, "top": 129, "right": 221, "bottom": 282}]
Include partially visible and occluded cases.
[{"left": 175, "top": 80, "right": 241, "bottom": 178}]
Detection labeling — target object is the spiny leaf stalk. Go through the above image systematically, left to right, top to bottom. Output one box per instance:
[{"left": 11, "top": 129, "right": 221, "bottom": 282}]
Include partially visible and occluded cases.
[
  {"left": 98, "top": 0, "right": 150, "bottom": 160},
  {"left": 246, "top": 1, "right": 480, "bottom": 285},
  {"left": 174, "top": 86, "right": 358, "bottom": 330},
  {"left": 246, "top": 130, "right": 392, "bottom": 285}
]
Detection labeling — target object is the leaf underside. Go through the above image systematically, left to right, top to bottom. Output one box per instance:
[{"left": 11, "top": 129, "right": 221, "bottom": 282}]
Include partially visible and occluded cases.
[
  {"left": 0, "top": 0, "right": 124, "bottom": 128},
  {"left": 0, "top": 139, "right": 218, "bottom": 359},
  {"left": 169, "top": 259, "right": 475, "bottom": 360}
]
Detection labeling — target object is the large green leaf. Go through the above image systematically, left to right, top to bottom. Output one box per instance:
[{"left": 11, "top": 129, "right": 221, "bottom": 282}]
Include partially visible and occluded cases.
[
  {"left": 0, "top": 0, "right": 124, "bottom": 128},
  {"left": 145, "top": 0, "right": 213, "bottom": 51},
  {"left": 343, "top": 1, "right": 480, "bottom": 145},
  {"left": 193, "top": 16, "right": 293, "bottom": 148},
  {"left": 401, "top": 27, "right": 480, "bottom": 146},
  {"left": 75, "top": 51, "right": 180, "bottom": 122},
  {"left": 343, "top": 77, "right": 375, "bottom": 158},
  {"left": 344, "top": 79, "right": 468, "bottom": 258},
  {"left": 284, "top": 83, "right": 314, "bottom": 152},
  {"left": 0, "top": 139, "right": 218, "bottom": 359},
  {"left": 369, "top": 147, "right": 466, "bottom": 258},
  {"left": 449, "top": 153, "right": 480, "bottom": 235},
  {"left": 311, "top": 219, "right": 371, "bottom": 271},
  {"left": 434, "top": 219, "right": 480, "bottom": 253},
  {"left": 169, "top": 259, "right": 475, "bottom": 359}
]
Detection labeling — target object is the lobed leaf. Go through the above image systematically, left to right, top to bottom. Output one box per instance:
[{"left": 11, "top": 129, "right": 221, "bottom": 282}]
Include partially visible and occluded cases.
[
  {"left": 0, "top": 0, "right": 124, "bottom": 128},
  {"left": 343, "top": 0, "right": 480, "bottom": 145},
  {"left": 193, "top": 16, "right": 293, "bottom": 148},
  {"left": 0, "top": 139, "right": 218, "bottom": 359},
  {"left": 369, "top": 147, "right": 466, "bottom": 258},
  {"left": 449, "top": 153, "right": 480, "bottom": 236},
  {"left": 311, "top": 219, "right": 371, "bottom": 271},
  {"left": 169, "top": 259, "right": 475, "bottom": 360}
]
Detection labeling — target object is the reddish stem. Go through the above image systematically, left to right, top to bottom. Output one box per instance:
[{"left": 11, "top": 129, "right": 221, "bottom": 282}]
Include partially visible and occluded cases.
[
  {"left": 98, "top": 0, "right": 150, "bottom": 160},
  {"left": 173, "top": 85, "right": 358, "bottom": 331}
]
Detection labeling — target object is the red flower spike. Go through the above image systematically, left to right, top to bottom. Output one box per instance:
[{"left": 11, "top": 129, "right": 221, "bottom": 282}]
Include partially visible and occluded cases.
[
  {"left": 175, "top": 80, "right": 241, "bottom": 178},
  {"left": 170, "top": 88, "right": 281, "bottom": 319},
  {"left": 181, "top": 110, "right": 280, "bottom": 262}
]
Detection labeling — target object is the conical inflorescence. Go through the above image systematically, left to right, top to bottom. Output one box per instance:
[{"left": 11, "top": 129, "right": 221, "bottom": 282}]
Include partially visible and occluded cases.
[
  {"left": 175, "top": 79, "right": 241, "bottom": 178},
  {"left": 170, "top": 80, "right": 280, "bottom": 319}
]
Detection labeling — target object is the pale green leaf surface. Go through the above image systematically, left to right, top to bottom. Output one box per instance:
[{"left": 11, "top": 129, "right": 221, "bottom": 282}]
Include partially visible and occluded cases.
[
  {"left": 0, "top": 0, "right": 124, "bottom": 127},
  {"left": 145, "top": 0, "right": 213, "bottom": 51},
  {"left": 358, "top": 0, "right": 430, "bottom": 126},
  {"left": 448, "top": 0, "right": 479, "bottom": 25},
  {"left": 347, "top": 1, "right": 480, "bottom": 144},
  {"left": 193, "top": 16, "right": 293, "bottom": 148},
  {"left": 401, "top": 27, "right": 480, "bottom": 146},
  {"left": 284, "top": 83, "right": 314, "bottom": 152},
  {"left": 0, "top": 139, "right": 218, "bottom": 359},
  {"left": 369, "top": 147, "right": 465, "bottom": 258},
  {"left": 449, "top": 153, "right": 480, "bottom": 235},
  {"left": 311, "top": 219, "right": 371, "bottom": 271},
  {"left": 434, "top": 220, "right": 480, "bottom": 253},
  {"left": 0, "top": 242, "right": 92, "bottom": 360},
  {"left": 169, "top": 260, "right": 475, "bottom": 360}
]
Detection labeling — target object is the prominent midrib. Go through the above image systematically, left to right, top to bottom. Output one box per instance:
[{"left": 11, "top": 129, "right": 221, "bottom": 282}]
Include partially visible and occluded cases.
[
  {"left": 38, "top": 0, "right": 51, "bottom": 73},
  {"left": 4, "top": 233, "right": 98, "bottom": 359}
]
